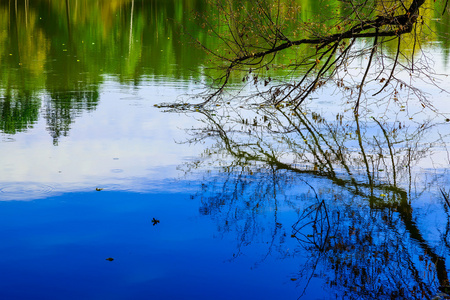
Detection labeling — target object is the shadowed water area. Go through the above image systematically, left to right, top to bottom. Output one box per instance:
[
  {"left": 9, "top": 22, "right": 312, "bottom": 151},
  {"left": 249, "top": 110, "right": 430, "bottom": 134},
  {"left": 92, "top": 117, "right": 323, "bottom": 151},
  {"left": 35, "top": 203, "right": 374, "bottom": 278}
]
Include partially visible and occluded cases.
[{"left": 1, "top": 0, "right": 450, "bottom": 299}]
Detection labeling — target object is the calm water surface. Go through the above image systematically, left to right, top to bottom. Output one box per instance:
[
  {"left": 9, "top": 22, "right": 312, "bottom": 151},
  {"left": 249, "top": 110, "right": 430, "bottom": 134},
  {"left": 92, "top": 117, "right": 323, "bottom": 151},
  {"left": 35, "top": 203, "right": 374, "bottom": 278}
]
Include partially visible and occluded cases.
[{"left": 1, "top": 1, "right": 450, "bottom": 299}]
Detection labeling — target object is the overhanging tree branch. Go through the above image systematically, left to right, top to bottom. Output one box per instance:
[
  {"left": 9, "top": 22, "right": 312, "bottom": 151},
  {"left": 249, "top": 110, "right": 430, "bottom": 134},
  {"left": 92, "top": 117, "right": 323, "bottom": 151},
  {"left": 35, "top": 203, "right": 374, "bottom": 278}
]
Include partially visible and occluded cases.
[{"left": 190, "top": 0, "right": 437, "bottom": 109}]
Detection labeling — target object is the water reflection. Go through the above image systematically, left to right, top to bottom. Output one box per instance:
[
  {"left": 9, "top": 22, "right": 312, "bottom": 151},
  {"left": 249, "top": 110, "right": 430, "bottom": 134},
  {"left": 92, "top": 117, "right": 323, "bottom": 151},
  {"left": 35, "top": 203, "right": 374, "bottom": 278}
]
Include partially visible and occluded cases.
[
  {"left": 0, "top": 0, "right": 208, "bottom": 142},
  {"left": 0, "top": 1, "right": 449, "bottom": 298},
  {"left": 44, "top": 90, "right": 99, "bottom": 145},
  {"left": 0, "top": 93, "right": 40, "bottom": 134},
  {"left": 176, "top": 104, "right": 450, "bottom": 298}
]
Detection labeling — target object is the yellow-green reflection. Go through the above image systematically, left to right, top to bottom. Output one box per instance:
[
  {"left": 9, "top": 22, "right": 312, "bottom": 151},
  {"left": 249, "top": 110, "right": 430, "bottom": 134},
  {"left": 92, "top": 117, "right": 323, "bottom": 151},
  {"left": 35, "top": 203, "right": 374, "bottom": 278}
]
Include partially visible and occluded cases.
[
  {"left": 0, "top": 0, "right": 210, "bottom": 140},
  {"left": 0, "top": 0, "right": 209, "bottom": 85}
]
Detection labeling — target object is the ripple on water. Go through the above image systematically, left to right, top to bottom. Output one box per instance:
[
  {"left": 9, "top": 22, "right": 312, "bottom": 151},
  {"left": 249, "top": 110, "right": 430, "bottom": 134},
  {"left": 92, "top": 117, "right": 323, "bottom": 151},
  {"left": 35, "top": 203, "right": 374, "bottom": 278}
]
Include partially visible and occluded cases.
[{"left": 0, "top": 183, "right": 55, "bottom": 201}]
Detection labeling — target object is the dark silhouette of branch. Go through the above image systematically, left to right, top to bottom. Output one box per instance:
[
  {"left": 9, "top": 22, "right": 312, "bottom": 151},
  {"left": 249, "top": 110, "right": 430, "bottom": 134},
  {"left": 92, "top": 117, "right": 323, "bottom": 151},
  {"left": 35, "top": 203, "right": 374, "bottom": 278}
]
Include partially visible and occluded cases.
[{"left": 188, "top": 0, "right": 441, "bottom": 110}]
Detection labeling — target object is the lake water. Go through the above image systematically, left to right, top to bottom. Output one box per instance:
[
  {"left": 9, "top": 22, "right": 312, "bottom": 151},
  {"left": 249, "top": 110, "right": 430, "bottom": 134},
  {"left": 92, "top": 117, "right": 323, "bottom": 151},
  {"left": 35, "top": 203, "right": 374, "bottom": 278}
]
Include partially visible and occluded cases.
[{"left": 1, "top": 1, "right": 450, "bottom": 299}]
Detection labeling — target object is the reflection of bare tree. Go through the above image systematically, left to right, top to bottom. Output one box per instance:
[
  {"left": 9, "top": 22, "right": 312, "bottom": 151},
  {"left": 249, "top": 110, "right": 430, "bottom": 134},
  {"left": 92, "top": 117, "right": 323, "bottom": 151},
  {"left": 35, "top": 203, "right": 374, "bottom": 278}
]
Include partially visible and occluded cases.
[
  {"left": 177, "top": 105, "right": 450, "bottom": 299},
  {"left": 294, "top": 193, "right": 450, "bottom": 299}
]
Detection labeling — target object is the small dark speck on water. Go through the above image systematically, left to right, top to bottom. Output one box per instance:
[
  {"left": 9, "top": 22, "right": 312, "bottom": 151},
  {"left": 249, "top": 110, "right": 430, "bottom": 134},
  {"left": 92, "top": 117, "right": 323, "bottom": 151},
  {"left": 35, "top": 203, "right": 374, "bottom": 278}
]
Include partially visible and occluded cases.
[{"left": 106, "top": 258, "right": 114, "bottom": 261}]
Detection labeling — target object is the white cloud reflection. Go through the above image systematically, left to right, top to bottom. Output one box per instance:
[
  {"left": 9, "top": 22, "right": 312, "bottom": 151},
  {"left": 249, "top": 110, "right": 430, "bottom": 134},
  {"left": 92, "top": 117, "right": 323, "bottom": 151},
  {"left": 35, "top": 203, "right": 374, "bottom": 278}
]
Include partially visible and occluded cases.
[{"left": 0, "top": 81, "right": 205, "bottom": 200}]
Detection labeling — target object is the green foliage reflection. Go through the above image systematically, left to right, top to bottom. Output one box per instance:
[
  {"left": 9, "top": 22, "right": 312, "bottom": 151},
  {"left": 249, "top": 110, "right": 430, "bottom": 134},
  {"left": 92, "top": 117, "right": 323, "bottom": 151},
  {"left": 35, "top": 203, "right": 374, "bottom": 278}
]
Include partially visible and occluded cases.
[{"left": 0, "top": 0, "right": 209, "bottom": 140}]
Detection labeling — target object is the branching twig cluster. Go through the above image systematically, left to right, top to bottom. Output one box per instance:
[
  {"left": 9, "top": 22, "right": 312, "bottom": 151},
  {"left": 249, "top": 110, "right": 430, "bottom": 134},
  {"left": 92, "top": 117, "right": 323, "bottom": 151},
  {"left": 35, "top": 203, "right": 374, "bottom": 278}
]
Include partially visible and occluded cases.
[{"left": 189, "top": 0, "right": 445, "bottom": 113}]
